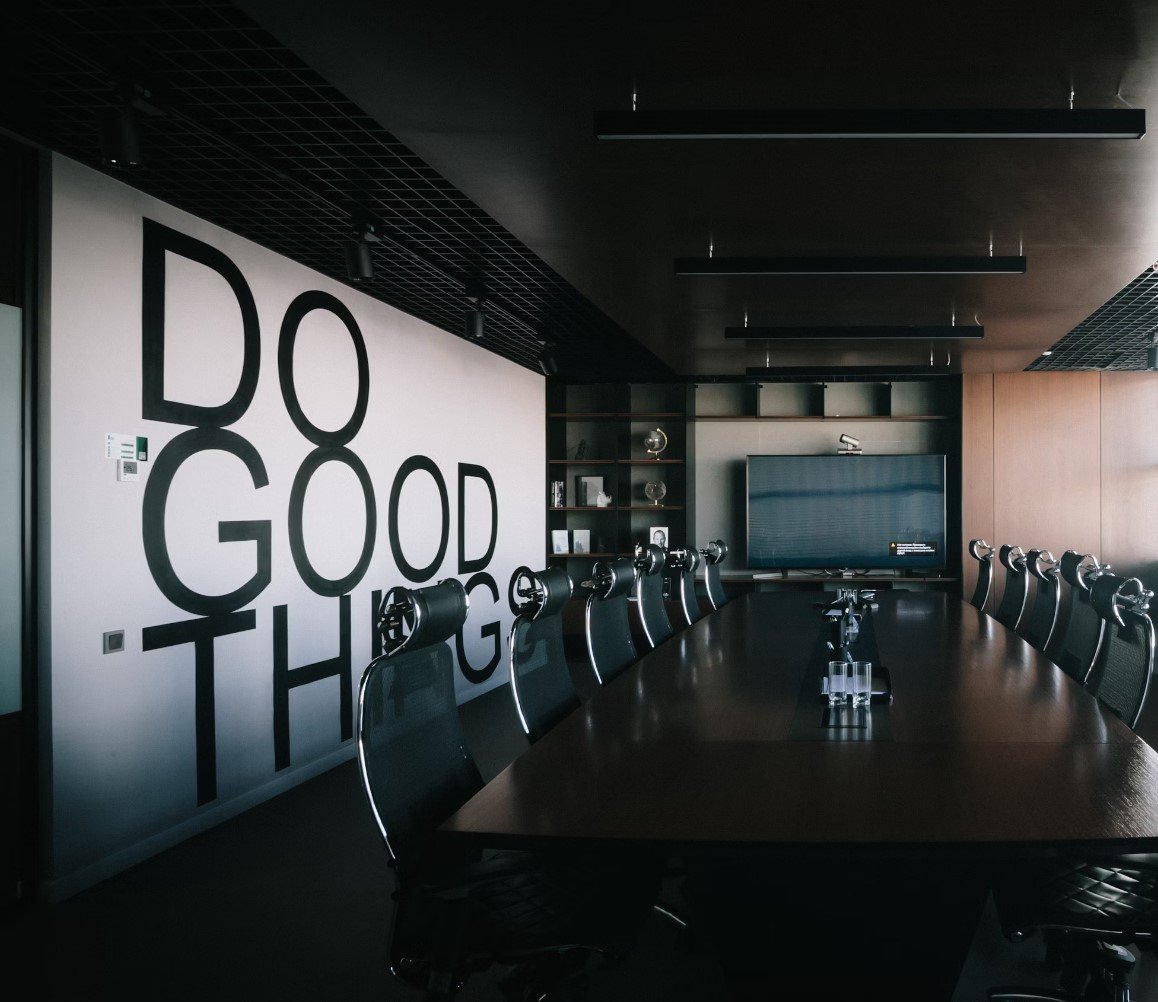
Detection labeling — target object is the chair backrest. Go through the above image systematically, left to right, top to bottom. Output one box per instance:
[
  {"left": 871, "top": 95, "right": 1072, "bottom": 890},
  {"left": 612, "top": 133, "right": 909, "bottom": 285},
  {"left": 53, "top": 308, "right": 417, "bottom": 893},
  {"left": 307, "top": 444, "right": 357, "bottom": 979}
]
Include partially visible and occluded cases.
[
  {"left": 700, "top": 539, "right": 729, "bottom": 611},
  {"left": 967, "top": 539, "right": 995, "bottom": 610},
  {"left": 634, "top": 543, "right": 674, "bottom": 649},
  {"left": 994, "top": 544, "right": 1029, "bottom": 631},
  {"left": 671, "top": 547, "right": 703, "bottom": 627},
  {"left": 1016, "top": 549, "right": 1061, "bottom": 652},
  {"left": 1046, "top": 551, "right": 1108, "bottom": 684},
  {"left": 584, "top": 557, "right": 639, "bottom": 686},
  {"left": 508, "top": 565, "right": 580, "bottom": 743},
  {"left": 1085, "top": 574, "right": 1156, "bottom": 730},
  {"left": 356, "top": 579, "right": 482, "bottom": 877}
]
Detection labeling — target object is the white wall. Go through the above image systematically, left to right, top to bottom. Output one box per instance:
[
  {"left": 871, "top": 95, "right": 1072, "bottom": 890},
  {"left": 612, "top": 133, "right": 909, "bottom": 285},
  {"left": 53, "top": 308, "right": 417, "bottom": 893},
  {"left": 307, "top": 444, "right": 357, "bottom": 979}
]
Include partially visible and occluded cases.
[
  {"left": 45, "top": 155, "right": 544, "bottom": 896},
  {"left": 0, "top": 304, "right": 20, "bottom": 715}
]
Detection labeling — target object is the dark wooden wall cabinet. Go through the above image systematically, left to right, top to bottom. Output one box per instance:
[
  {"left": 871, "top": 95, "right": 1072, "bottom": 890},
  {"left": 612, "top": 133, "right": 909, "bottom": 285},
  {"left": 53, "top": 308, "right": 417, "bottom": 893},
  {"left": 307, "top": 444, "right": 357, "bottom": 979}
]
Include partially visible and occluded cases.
[{"left": 545, "top": 382, "right": 694, "bottom": 581}]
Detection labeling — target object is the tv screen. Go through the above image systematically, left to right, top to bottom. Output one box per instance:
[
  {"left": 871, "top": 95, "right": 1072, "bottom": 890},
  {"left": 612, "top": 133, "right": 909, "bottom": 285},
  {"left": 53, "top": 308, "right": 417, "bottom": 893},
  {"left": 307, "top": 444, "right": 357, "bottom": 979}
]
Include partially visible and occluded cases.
[{"left": 747, "top": 454, "right": 946, "bottom": 570}]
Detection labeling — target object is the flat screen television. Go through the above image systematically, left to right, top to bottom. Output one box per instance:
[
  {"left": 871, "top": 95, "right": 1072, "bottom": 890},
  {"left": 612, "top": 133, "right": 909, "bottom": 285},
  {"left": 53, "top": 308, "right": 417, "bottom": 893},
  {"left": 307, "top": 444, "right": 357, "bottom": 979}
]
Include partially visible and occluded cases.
[{"left": 746, "top": 454, "right": 946, "bottom": 570}]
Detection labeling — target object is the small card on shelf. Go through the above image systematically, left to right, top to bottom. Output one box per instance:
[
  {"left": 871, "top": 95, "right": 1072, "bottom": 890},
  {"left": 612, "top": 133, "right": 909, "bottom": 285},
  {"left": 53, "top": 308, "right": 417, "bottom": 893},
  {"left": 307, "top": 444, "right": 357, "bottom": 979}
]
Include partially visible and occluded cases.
[
  {"left": 551, "top": 529, "right": 569, "bottom": 554},
  {"left": 572, "top": 529, "right": 591, "bottom": 554}
]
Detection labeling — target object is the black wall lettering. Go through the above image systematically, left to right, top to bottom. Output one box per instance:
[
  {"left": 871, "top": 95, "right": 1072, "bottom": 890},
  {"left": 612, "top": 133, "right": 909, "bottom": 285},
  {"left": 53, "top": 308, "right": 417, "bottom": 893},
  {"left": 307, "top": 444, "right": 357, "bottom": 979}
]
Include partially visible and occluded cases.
[
  {"left": 141, "top": 218, "right": 260, "bottom": 427},
  {"left": 277, "top": 291, "right": 369, "bottom": 447},
  {"left": 142, "top": 428, "right": 271, "bottom": 615},
  {"left": 287, "top": 446, "right": 377, "bottom": 596},
  {"left": 388, "top": 455, "right": 450, "bottom": 582},
  {"left": 457, "top": 463, "right": 498, "bottom": 574},
  {"left": 455, "top": 572, "right": 501, "bottom": 684},
  {"left": 371, "top": 589, "right": 383, "bottom": 660},
  {"left": 273, "top": 596, "right": 352, "bottom": 771},
  {"left": 142, "top": 611, "right": 258, "bottom": 805}
]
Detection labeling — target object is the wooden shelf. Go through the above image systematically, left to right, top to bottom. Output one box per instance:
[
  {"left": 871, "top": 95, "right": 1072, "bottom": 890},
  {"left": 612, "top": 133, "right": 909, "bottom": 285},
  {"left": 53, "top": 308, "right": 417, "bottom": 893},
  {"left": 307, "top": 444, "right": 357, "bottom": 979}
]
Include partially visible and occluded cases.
[
  {"left": 547, "top": 411, "right": 686, "bottom": 420},
  {"left": 694, "top": 414, "right": 951, "bottom": 422},
  {"left": 547, "top": 458, "right": 616, "bottom": 464},
  {"left": 621, "top": 459, "right": 684, "bottom": 465},
  {"left": 548, "top": 504, "right": 685, "bottom": 511},
  {"left": 548, "top": 505, "right": 620, "bottom": 512},
  {"left": 621, "top": 505, "right": 684, "bottom": 511},
  {"left": 547, "top": 551, "right": 623, "bottom": 559}
]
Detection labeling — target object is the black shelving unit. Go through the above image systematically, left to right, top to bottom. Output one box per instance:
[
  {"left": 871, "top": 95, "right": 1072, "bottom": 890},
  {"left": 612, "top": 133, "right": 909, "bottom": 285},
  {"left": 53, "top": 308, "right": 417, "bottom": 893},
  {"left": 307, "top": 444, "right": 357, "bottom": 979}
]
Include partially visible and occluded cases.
[{"left": 545, "top": 382, "right": 694, "bottom": 587}]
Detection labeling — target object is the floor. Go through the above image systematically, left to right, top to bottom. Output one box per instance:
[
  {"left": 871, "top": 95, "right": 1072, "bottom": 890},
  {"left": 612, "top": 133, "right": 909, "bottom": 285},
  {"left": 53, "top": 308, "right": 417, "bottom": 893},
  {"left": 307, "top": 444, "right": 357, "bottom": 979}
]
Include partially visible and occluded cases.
[{"left": 6, "top": 682, "right": 1158, "bottom": 1000}]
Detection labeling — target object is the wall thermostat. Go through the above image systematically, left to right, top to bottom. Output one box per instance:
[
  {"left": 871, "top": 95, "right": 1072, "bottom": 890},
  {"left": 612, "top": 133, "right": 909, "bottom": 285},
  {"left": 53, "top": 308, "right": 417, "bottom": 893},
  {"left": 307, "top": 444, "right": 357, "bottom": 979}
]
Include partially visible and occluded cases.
[{"left": 117, "top": 459, "right": 140, "bottom": 482}]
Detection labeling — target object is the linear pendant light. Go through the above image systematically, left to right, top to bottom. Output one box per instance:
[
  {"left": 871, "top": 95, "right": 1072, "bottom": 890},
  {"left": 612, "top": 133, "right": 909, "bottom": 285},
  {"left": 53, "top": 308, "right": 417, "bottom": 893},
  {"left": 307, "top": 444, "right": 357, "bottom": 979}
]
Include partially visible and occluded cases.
[
  {"left": 595, "top": 108, "right": 1145, "bottom": 140},
  {"left": 676, "top": 256, "right": 1026, "bottom": 276},
  {"left": 724, "top": 325, "right": 984, "bottom": 340}
]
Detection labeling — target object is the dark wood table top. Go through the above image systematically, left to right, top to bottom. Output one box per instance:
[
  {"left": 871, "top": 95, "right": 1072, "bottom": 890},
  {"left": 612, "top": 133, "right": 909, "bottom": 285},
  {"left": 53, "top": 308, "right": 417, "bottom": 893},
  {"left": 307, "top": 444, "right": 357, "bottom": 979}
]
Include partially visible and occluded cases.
[{"left": 440, "top": 591, "right": 1158, "bottom": 853}]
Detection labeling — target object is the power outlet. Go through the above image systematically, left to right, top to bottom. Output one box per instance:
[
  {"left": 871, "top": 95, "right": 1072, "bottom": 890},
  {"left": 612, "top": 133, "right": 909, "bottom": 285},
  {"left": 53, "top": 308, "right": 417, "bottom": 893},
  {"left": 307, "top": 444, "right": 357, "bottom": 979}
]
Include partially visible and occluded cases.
[{"left": 102, "top": 630, "right": 125, "bottom": 654}]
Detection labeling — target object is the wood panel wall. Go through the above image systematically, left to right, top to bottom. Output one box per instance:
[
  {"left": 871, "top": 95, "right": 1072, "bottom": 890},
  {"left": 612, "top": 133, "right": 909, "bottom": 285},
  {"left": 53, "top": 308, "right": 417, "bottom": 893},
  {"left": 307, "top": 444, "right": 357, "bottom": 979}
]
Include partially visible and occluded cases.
[{"left": 962, "top": 371, "right": 1158, "bottom": 608}]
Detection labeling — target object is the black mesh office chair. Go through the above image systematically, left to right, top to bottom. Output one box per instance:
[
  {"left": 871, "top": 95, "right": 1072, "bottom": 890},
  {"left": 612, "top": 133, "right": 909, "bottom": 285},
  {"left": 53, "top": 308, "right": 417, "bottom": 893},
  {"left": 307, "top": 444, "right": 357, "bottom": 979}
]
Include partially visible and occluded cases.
[
  {"left": 968, "top": 538, "right": 996, "bottom": 611},
  {"left": 700, "top": 540, "right": 729, "bottom": 611},
  {"left": 634, "top": 543, "right": 675, "bottom": 649},
  {"left": 995, "top": 544, "right": 1030, "bottom": 631},
  {"left": 669, "top": 546, "right": 703, "bottom": 627},
  {"left": 1017, "top": 549, "right": 1061, "bottom": 652},
  {"left": 1046, "top": 551, "right": 1110, "bottom": 685},
  {"left": 583, "top": 557, "right": 638, "bottom": 687},
  {"left": 507, "top": 565, "right": 580, "bottom": 744},
  {"left": 1085, "top": 574, "right": 1156, "bottom": 729},
  {"left": 357, "top": 579, "right": 660, "bottom": 1000},
  {"left": 990, "top": 579, "right": 1156, "bottom": 1002}
]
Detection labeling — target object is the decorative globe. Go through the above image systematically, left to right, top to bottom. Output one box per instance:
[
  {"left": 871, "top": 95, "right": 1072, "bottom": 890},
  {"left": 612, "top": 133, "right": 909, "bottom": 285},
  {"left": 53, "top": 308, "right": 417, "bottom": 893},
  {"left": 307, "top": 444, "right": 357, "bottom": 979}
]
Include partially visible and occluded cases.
[
  {"left": 643, "top": 428, "right": 668, "bottom": 459},
  {"left": 644, "top": 481, "right": 667, "bottom": 506}
]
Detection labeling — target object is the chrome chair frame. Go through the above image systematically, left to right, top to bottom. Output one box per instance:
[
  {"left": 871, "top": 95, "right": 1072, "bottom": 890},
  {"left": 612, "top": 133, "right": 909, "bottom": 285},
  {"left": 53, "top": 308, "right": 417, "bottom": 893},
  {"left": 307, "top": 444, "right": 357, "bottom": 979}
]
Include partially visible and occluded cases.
[
  {"left": 967, "top": 538, "right": 995, "bottom": 611},
  {"left": 699, "top": 539, "right": 729, "bottom": 611},
  {"left": 669, "top": 546, "right": 703, "bottom": 627},
  {"left": 583, "top": 558, "right": 639, "bottom": 687}
]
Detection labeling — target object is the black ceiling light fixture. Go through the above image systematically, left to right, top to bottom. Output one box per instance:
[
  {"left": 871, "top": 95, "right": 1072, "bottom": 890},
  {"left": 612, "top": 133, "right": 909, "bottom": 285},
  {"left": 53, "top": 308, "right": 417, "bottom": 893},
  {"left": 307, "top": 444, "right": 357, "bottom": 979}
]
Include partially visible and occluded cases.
[
  {"left": 99, "top": 82, "right": 163, "bottom": 169},
  {"left": 595, "top": 108, "right": 1145, "bottom": 141},
  {"left": 344, "top": 219, "right": 380, "bottom": 281},
  {"left": 676, "top": 256, "right": 1026, "bottom": 276},
  {"left": 464, "top": 279, "right": 488, "bottom": 339},
  {"left": 724, "top": 325, "right": 984, "bottom": 340},
  {"left": 1148, "top": 333, "right": 1158, "bottom": 371},
  {"left": 536, "top": 339, "right": 559, "bottom": 376}
]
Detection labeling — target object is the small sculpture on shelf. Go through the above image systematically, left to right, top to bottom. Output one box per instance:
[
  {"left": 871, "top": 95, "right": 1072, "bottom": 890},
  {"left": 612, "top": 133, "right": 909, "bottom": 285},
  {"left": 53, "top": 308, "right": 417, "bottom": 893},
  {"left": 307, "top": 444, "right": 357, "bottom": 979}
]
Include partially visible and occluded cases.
[
  {"left": 643, "top": 428, "right": 668, "bottom": 460},
  {"left": 644, "top": 481, "right": 667, "bottom": 507}
]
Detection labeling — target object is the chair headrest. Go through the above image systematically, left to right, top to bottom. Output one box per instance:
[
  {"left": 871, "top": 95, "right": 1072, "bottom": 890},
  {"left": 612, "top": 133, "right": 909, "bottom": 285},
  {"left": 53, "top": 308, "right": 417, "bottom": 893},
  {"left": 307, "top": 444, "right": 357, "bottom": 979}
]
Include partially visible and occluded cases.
[
  {"left": 968, "top": 539, "right": 995, "bottom": 562},
  {"left": 700, "top": 540, "right": 728, "bottom": 565},
  {"left": 637, "top": 543, "right": 666, "bottom": 576},
  {"left": 999, "top": 544, "right": 1026, "bottom": 573},
  {"left": 669, "top": 547, "right": 701, "bottom": 573},
  {"left": 1026, "top": 549, "right": 1058, "bottom": 582},
  {"left": 1059, "top": 551, "right": 1108, "bottom": 591},
  {"left": 588, "top": 557, "right": 637, "bottom": 600},
  {"left": 509, "top": 565, "right": 572, "bottom": 620},
  {"left": 1091, "top": 574, "right": 1152, "bottom": 626},
  {"left": 378, "top": 578, "right": 468, "bottom": 655}
]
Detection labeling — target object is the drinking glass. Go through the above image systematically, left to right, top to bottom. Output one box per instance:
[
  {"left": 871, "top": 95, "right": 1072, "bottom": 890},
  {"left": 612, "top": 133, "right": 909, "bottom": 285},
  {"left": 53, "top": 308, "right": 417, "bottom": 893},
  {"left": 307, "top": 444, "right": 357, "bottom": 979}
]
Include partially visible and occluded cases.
[
  {"left": 827, "top": 660, "right": 848, "bottom": 706},
  {"left": 851, "top": 661, "right": 872, "bottom": 708}
]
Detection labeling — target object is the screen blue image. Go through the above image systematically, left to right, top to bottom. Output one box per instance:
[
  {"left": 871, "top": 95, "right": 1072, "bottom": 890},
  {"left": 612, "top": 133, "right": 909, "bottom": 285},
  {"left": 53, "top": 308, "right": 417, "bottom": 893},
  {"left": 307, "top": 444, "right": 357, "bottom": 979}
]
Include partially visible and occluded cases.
[{"left": 747, "top": 454, "right": 946, "bottom": 570}]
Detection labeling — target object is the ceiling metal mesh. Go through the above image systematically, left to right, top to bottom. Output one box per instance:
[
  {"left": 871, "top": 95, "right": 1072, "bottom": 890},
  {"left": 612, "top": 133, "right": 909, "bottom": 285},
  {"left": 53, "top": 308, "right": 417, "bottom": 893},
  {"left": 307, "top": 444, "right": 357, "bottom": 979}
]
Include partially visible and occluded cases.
[
  {"left": 2, "top": 0, "right": 671, "bottom": 380},
  {"left": 1027, "top": 264, "right": 1158, "bottom": 371}
]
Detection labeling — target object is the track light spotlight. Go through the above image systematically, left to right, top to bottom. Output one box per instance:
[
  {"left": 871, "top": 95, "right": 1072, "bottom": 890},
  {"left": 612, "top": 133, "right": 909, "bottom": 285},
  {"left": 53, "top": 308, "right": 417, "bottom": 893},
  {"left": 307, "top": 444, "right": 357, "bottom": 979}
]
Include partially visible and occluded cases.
[
  {"left": 100, "top": 103, "right": 144, "bottom": 169},
  {"left": 345, "top": 220, "right": 380, "bottom": 281},
  {"left": 463, "top": 279, "right": 488, "bottom": 339},
  {"left": 464, "top": 307, "right": 486, "bottom": 339},
  {"left": 537, "top": 341, "right": 559, "bottom": 375}
]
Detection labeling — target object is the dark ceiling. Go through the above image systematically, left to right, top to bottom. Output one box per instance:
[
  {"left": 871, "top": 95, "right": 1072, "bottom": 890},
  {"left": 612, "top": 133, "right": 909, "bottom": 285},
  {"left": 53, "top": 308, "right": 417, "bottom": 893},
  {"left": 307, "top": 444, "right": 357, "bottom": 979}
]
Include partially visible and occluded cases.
[
  {"left": 235, "top": 0, "right": 1158, "bottom": 375},
  {"left": 7, "top": 1, "right": 1158, "bottom": 378}
]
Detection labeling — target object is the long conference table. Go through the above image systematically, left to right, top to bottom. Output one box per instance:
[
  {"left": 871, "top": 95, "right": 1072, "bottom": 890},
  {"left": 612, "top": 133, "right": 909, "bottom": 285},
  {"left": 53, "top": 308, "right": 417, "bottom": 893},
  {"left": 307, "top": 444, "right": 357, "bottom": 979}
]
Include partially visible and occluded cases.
[{"left": 439, "top": 590, "right": 1158, "bottom": 997}]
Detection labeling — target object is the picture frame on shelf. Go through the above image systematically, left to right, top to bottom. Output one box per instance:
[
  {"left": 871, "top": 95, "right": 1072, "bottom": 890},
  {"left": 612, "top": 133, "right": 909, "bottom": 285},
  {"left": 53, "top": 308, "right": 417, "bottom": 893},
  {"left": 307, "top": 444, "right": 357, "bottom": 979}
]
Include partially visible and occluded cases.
[
  {"left": 575, "top": 475, "right": 604, "bottom": 507},
  {"left": 649, "top": 526, "right": 670, "bottom": 550},
  {"left": 551, "top": 529, "right": 570, "bottom": 554},
  {"left": 572, "top": 529, "right": 591, "bottom": 554}
]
